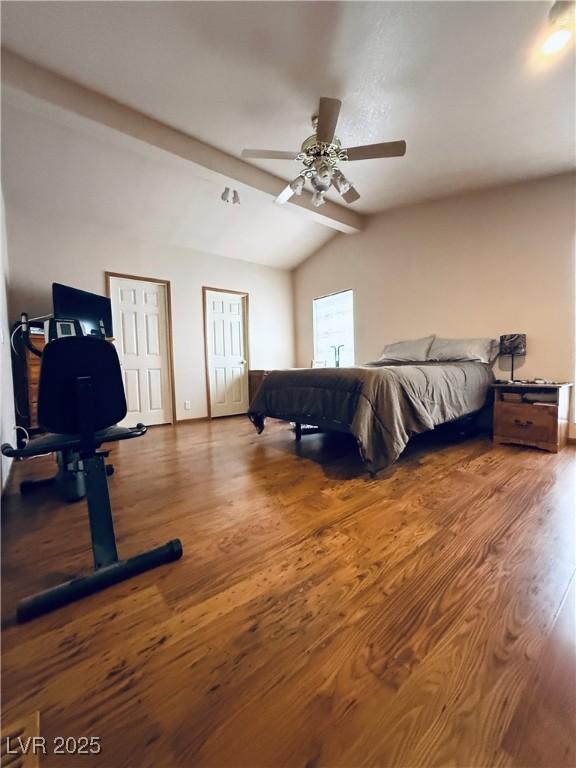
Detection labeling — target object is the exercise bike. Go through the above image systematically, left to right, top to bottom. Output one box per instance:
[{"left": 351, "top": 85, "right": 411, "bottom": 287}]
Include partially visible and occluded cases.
[
  {"left": 13, "top": 314, "right": 114, "bottom": 502},
  {"left": 2, "top": 330, "right": 183, "bottom": 622}
]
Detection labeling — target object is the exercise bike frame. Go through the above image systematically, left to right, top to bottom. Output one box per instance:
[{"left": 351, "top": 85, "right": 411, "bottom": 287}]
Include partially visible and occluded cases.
[{"left": 2, "top": 375, "right": 183, "bottom": 622}]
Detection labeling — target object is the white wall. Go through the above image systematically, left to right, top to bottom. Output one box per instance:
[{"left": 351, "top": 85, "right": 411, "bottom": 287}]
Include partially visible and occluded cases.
[
  {"left": 295, "top": 174, "right": 576, "bottom": 388},
  {"left": 1, "top": 196, "right": 16, "bottom": 490},
  {"left": 5, "top": 206, "right": 294, "bottom": 420}
]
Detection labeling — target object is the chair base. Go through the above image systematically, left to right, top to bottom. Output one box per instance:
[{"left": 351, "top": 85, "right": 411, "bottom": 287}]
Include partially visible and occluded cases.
[{"left": 17, "top": 539, "right": 183, "bottom": 622}]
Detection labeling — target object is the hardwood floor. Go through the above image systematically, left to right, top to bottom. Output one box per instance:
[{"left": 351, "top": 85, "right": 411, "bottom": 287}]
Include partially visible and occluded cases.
[{"left": 1, "top": 418, "right": 575, "bottom": 768}]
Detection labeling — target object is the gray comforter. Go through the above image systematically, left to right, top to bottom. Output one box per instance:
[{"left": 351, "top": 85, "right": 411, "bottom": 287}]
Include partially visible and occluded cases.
[{"left": 248, "top": 362, "right": 494, "bottom": 472}]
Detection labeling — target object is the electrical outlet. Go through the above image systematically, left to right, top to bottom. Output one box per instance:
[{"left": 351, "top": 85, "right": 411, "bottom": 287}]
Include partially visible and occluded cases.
[{"left": 184, "top": 400, "right": 192, "bottom": 410}]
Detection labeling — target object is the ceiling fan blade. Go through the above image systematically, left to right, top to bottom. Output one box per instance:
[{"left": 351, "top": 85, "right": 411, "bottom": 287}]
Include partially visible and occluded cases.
[
  {"left": 316, "top": 97, "right": 342, "bottom": 144},
  {"left": 344, "top": 140, "right": 407, "bottom": 161},
  {"left": 242, "top": 149, "right": 299, "bottom": 160},
  {"left": 274, "top": 183, "right": 296, "bottom": 205},
  {"left": 341, "top": 186, "right": 361, "bottom": 204}
]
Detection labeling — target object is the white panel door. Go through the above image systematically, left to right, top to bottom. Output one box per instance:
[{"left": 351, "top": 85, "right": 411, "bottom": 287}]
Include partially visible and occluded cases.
[
  {"left": 110, "top": 276, "right": 173, "bottom": 427},
  {"left": 205, "top": 290, "right": 249, "bottom": 417}
]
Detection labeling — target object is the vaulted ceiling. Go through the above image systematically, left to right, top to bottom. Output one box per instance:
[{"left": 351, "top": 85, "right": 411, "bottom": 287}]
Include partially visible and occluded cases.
[
  {"left": 2, "top": 1, "right": 574, "bottom": 268},
  {"left": 1, "top": 95, "right": 336, "bottom": 269}
]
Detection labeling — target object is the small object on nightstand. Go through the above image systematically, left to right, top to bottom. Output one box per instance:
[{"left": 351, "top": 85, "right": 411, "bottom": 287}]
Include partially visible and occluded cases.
[
  {"left": 499, "top": 334, "right": 527, "bottom": 381},
  {"left": 492, "top": 381, "right": 572, "bottom": 453}
]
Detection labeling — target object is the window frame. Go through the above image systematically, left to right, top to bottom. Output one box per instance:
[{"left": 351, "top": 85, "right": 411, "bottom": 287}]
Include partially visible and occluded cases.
[{"left": 312, "top": 288, "right": 356, "bottom": 368}]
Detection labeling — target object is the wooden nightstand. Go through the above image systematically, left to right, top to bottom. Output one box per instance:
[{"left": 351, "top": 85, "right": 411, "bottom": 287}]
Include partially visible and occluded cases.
[{"left": 493, "top": 382, "right": 572, "bottom": 453}]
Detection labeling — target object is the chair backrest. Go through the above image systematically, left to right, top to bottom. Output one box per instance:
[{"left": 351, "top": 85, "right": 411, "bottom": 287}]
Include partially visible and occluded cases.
[{"left": 38, "top": 337, "right": 127, "bottom": 434}]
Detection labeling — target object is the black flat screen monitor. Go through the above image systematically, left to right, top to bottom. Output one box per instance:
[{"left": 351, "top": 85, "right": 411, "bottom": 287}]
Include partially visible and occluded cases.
[{"left": 52, "top": 283, "right": 113, "bottom": 338}]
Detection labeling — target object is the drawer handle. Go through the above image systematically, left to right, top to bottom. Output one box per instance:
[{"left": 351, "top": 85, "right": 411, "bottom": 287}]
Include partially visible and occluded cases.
[{"left": 513, "top": 419, "right": 533, "bottom": 428}]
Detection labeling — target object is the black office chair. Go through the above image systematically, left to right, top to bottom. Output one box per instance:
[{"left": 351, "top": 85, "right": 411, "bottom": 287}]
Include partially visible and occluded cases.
[{"left": 2, "top": 336, "right": 183, "bottom": 622}]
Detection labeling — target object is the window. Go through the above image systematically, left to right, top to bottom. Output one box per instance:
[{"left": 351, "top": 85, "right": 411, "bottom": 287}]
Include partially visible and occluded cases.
[{"left": 313, "top": 290, "right": 355, "bottom": 367}]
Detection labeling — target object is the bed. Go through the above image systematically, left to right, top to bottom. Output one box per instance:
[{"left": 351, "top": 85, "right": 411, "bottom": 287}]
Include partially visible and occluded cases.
[{"left": 248, "top": 361, "right": 495, "bottom": 474}]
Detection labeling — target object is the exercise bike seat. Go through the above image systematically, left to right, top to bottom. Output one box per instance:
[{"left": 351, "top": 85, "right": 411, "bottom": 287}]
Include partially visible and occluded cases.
[{"left": 2, "top": 424, "right": 147, "bottom": 459}]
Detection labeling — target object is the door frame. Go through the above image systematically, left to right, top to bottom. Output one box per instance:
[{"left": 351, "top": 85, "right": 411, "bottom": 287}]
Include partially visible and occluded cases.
[
  {"left": 105, "top": 271, "right": 177, "bottom": 425},
  {"left": 202, "top": 286, "right": 250, "bottom": 419}
]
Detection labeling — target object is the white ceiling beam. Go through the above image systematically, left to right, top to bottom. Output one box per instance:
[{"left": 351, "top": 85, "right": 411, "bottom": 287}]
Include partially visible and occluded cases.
[{"left": 1, "top": 49, "right": 364, "bottom": 234}]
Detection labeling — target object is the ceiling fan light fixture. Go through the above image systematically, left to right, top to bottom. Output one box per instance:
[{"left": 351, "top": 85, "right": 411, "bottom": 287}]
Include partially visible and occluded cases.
[
  {"left": 542, "top": 0, "right": 575, "bottom": 53},
  {"left": 548, "top": 0, "right": 575, "bottom": 24},
  {"left": 542, "top": 27, "right": 572, "bottom": 53},
  {"left": 240, "top": 95, "right": 407, "bottom": 209},
  {"left": 333, "top": 170, "right": 352, "bottom": 195},
  {"left": 310, "top": 172, "right": 332, "bottom": 193},
  {"left": 289, "top": 176, "right": 305, "bottom": 196},
  {"left": 340, "top": 179, "right": 352, "bottom": 194},
  {"left": 311, "top": 190, "right": 326, "bottom": 208}
]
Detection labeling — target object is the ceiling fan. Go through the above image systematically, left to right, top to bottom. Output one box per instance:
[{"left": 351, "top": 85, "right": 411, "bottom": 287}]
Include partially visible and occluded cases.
[{"left": 241, "top": 97, "right": 406, "bottom": 208}]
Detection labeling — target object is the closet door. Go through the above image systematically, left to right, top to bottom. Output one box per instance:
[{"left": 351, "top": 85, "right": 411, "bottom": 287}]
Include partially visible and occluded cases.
[
  {"left": 110, "top": 276, "right": 173, "bottom": 426},
  {"left": 204, "top": 289, "right": 249, "bottom": 417}
]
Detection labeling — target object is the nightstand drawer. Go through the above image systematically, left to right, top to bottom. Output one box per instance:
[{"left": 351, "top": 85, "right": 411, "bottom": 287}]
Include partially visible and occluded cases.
[{"left": 494, "top": 402, "right": 557, "bottom": 443}]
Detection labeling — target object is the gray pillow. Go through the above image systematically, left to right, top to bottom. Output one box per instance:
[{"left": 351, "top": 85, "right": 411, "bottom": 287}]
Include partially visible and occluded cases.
[
  {"left": 378, "top": 335, "right": 435, "bottom": 363},
  {"left": 428, "top": 336, "right": 496, "bottom": 363}
]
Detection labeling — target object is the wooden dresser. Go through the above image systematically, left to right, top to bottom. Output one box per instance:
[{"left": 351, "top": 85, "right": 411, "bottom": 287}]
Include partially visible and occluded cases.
[
  {"left": 12, "top": 329, "right": 46, "bottom": 440},
  {"left": 24, "top": 334, "right": 46, "bottom": 428},
  {"left": 493, "top": 382, "right": 572, "bottom": 453}
]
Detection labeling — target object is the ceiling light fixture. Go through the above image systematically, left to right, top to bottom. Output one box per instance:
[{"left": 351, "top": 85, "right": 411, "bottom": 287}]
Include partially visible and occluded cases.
[
  {"left": 542, "top": 0, "right": 575, "bottom": 54},
  {"left": 542, "top": 27, "right": 572, "bottom": 53},
  {"left": 241, "top": 96, "right": 407, "bottom": 208},
  {"left": 333, "top": 169, "right": 352, "bottom": 195},
  {"left": 289, "top": 175, "right": 305, "bottom": 196},
  {"left": 310, "top": 175, "right": 330, "bottom": 192},
  {"left": 221, "top": 187, "right": 240, "bottom": 204},
  {"left": 311, "top": 190, "right": 326, "bottom": 208}
]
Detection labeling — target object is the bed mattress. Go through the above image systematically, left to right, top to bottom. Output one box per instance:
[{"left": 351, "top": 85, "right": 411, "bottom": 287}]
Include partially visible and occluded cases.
[{"left": 248, "top": 362, "right": 494, "bottom": 472}]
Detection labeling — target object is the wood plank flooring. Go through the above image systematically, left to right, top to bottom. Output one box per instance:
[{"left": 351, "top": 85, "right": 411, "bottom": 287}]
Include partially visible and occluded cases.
[{"left": 1, "top": 418, "right": 575, "bottom": 768}]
